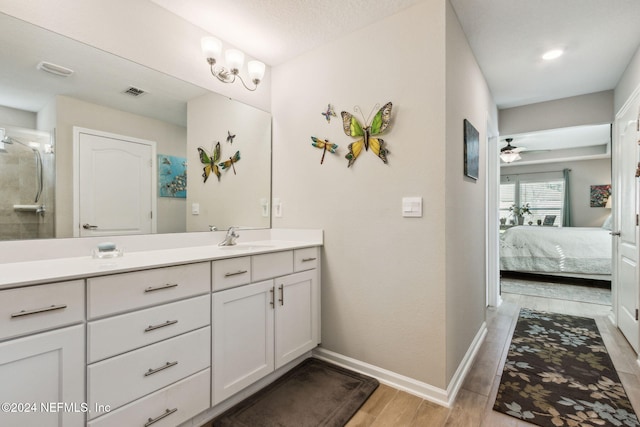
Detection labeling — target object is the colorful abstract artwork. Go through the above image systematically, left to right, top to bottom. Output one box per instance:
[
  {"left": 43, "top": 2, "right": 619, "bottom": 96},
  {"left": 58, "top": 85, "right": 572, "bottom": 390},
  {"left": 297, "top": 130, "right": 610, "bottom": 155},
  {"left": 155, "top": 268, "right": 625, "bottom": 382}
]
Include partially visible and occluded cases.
[
  {"left": 158, "top": 154, "right": 187, "bottom": 198},
  {"left": 590, "top": 184, "right": 611, "bottom": 207}
]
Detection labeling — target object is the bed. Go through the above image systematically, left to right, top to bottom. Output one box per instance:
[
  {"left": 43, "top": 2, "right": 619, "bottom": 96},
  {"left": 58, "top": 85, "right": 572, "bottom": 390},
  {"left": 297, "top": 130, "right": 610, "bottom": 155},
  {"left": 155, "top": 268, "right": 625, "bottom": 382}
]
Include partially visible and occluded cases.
[{"left": 500, "top": 225, "right": 612, "bottom": 279}]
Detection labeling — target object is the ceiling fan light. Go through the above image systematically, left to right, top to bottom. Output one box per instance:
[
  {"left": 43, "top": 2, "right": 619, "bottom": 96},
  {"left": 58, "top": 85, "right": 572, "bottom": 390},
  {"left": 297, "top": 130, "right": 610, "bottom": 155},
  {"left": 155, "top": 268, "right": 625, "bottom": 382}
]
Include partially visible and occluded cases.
[{"left": 500, "top": 152, "right": 521, "bottom": 163}]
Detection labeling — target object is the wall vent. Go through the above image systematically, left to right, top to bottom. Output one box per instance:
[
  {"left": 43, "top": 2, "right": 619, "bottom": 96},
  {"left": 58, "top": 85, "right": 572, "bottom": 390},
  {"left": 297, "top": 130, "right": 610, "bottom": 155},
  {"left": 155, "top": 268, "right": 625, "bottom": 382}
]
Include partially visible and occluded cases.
[{"left": 123, "top": 86, "right": 146, "bottom": 97}]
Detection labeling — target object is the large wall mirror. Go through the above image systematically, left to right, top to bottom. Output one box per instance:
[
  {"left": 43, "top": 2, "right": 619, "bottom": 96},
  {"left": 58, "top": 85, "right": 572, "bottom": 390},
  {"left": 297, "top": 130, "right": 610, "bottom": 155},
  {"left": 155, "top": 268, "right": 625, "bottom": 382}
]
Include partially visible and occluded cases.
[{"left": 0, "top": 12, "right": 271, "bottom": 241}]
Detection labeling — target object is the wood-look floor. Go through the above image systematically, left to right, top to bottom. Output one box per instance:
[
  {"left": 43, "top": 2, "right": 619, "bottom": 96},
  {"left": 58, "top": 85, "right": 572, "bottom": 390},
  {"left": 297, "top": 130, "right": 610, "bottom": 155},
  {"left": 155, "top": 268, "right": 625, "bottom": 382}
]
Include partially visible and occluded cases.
[{"left": 345, "top": 287, "right": 640, "bottom": 427}]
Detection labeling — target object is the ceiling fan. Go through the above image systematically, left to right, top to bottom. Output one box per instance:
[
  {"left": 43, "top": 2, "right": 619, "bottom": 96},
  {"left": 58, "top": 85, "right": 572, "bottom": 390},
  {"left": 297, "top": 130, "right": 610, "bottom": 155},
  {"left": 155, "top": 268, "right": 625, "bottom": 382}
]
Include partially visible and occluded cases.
[{"left": 500, "top": 138, "right": 526, "bottom": 163}]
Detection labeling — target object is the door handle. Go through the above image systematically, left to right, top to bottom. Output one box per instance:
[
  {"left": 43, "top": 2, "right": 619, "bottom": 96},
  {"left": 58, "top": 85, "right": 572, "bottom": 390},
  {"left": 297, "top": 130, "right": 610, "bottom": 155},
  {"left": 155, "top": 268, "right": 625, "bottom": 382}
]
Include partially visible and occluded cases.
[
  {"left": 82, "top": 223, "right": 98, "bottom": 229},
  {"left": 610, "top": 231, "right": 621, "bottom": 236}
]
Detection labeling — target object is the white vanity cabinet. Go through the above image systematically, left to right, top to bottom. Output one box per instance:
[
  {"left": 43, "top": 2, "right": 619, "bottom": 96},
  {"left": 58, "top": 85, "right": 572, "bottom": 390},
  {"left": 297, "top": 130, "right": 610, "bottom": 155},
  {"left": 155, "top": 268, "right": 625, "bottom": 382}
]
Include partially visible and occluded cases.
[
  {"left": 212, "top": 248, "right": 320, "bottom": 404},
  {"left": 86, "top": 262, "right": 211, "bottom": 425},
  {"left": 0, "top": 281, "right": 85, "bottom": 427}
]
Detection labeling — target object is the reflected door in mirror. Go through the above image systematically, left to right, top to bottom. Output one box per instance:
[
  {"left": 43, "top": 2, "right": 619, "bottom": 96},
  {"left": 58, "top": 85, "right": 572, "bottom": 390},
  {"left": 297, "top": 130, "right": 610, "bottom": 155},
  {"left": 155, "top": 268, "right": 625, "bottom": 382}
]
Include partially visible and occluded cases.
[{"left": 76, "top": 128, "right": 157, "bottom": 237}]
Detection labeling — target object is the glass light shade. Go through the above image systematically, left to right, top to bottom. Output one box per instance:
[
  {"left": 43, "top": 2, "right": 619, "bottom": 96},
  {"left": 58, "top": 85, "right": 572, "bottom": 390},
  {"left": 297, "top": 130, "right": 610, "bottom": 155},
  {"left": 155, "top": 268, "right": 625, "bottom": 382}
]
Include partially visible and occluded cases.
[
  {"left": 201, "top": 37, "right": 222, "bottom": 60},
  {"left": 225, "top": 49, "right": 245, "bottom": 72},
  {"left": 247, "top": 60, "right": 265, "bottom": 82},
  {"left": 500, "top": 152, "right": 521, "bottom": 163}
]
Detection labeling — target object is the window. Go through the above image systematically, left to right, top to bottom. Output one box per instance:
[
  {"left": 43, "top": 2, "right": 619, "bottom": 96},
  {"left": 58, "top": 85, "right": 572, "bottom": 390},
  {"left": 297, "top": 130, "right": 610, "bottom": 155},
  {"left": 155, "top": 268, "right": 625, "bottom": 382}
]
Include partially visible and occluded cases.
[{"left": 500, "top": 172, "right": 565, "bottom": 226}]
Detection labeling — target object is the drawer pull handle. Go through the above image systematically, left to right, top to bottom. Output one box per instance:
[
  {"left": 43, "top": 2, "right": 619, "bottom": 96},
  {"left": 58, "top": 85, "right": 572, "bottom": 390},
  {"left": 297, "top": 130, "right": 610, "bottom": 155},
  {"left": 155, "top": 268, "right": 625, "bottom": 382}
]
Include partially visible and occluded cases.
[
  {"left": 302, "top": 257, "right": 317, "bottom": 262},
  {"left": 224, "top": 270, "right": 248, "bottom": 277},
  {"left": 144, "top": 283, "right": 178, "bottom": 293},
  {"left": 278, "top": 284, "right": 284, "bottom": 306},
  {"left": 270, "top": 287, "right": 275, "bottom": 308},
  {"left": 11, "top": 304, "right": 67, "bottom": 318},
  {"left": 144, "top": 320, "right": 178, "bottom": 332},
  {"left": 144, "top": 361, "right": 178, "bottom": 377},
  {"left": 144, "top": 408, "right": 177, "bottom": 427}
]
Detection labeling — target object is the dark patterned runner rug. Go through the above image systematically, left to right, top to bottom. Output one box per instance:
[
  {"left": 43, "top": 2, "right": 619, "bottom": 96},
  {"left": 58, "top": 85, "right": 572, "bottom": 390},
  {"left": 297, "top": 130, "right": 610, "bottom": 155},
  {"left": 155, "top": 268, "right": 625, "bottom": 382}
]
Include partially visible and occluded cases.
[{"left": 493, "top": 308, "right": 640, "bottom": 427}]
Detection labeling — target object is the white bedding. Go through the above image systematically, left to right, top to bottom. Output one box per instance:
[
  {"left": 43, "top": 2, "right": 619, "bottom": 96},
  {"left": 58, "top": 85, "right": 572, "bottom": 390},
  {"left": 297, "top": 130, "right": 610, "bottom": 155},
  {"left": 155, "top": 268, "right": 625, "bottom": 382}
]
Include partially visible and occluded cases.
[{"left": 500, "top": 226, "right": 612, "bottom": 275}]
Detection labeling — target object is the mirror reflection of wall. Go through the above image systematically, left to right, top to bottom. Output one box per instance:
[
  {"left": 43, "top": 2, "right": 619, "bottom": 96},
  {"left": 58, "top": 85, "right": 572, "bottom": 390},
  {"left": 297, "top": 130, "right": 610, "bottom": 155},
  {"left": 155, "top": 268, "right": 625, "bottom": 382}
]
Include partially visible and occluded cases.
[{"left": 0, "top": 12, "right": 272, "bottom": 241}]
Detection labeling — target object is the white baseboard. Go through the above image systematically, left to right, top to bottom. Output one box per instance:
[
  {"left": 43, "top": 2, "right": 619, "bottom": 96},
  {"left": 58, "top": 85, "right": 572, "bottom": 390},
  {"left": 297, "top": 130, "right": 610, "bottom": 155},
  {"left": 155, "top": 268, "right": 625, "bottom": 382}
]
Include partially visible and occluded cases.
[
  {"left": 313, "top": 321, "right": 488, "bottom": 408},
  {"left": 446, "top": 321, "right": 487, "bottom": 402}
]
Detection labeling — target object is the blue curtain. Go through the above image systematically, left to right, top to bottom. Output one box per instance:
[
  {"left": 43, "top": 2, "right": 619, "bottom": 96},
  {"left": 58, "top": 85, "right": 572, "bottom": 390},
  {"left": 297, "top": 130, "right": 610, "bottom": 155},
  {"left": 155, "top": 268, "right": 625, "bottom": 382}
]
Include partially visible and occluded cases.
[{"left": 563, "top": 168, "right": 572, "bottom": 226}]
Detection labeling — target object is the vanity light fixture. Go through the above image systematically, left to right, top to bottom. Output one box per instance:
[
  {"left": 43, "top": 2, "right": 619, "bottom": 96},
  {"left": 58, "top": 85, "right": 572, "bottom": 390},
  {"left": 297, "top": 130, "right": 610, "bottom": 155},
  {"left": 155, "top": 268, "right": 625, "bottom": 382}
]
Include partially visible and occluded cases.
[{"left": 201, "top": 36, "right": 265, "bottom": 91}]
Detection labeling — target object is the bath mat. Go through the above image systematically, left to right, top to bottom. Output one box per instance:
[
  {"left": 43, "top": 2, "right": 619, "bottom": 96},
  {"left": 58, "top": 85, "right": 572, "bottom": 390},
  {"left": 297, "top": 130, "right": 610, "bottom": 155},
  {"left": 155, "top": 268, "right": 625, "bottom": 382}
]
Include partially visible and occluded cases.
[
  {"left": 493, "top": 308, "right": 639, "bottom": 427},
  {"left": 213, "top": 358, "right": 379, "bottom": 427}
]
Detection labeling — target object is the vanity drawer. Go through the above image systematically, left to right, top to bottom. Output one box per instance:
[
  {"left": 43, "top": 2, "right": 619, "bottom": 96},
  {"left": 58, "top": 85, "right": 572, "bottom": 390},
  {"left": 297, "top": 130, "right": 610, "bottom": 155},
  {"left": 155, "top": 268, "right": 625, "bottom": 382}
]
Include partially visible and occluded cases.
[
  {"left": 294, "top": 247, "right": 319, "bottom": 271},
  {"left": 252, "top": 251, "right": 293, "bottom": 282},
  {"left": 212, "top": 256, "right": 251, "bottom": 291},
  {"left": 87, "top": 262, "right": 210, "bottom": 319},
  {"left": 0, "top": 280, "right": 84, "bottom": 340},
  {"left": 87, "top": 295, "right": 210, "bottom": 363},
  {"left": 87, "top": 326, "right": 210, "bottom": 418},
  {"left": 87, "top": 369, "right": 210, "bottom": 427}
]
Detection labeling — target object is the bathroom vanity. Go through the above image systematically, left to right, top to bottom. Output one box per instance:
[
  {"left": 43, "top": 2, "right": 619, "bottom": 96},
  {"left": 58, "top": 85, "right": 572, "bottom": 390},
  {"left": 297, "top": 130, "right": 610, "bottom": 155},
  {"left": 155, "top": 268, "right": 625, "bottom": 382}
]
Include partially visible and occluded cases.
[{"left": 0, "top": 229, "right": 322, "bottom": 427}]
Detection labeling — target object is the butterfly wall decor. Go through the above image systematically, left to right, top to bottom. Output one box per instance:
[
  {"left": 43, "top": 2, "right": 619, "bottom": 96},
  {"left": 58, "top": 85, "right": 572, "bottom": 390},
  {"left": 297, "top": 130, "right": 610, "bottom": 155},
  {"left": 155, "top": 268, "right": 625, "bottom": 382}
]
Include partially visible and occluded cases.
[
  {"left": 341, "top": 102, "right": 392, "bottom": 167},
  {"left": 321, "top": 104, "right": 337, "bottom": 123},
  {"left": 226, "top": 130, "right": 236, "bottom": 144},
  {"left": 311, "top": 137, "right": 338, "bottom": 164},
  {"left": 197, "top": 142, "right": 221, "bottom": 182},
  {"left": 220, "top": 151, "right": 241, "bottom": 175}
]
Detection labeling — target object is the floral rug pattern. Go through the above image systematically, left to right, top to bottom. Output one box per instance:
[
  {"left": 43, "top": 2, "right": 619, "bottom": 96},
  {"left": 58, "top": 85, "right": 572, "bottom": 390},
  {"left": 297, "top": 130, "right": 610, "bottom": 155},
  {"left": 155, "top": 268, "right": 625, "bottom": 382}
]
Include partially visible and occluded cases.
[{"left": 493, "top": 308, "right": 639, "bottom": 427}]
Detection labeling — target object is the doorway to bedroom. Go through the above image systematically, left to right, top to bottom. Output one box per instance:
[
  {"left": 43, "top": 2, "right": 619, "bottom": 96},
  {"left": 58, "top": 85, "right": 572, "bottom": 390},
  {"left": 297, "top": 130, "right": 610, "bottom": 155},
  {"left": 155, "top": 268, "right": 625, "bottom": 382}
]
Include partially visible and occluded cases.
[{"left": 497, "top": 124, "right": 613, "bottom": 308}]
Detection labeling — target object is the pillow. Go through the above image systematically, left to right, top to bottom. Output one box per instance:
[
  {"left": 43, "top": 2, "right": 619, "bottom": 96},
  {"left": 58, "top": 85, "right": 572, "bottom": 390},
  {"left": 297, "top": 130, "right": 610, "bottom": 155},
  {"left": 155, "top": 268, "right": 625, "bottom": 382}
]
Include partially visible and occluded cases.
[{"left": 602, "top": 214, "right": 613, "bottom": 230}]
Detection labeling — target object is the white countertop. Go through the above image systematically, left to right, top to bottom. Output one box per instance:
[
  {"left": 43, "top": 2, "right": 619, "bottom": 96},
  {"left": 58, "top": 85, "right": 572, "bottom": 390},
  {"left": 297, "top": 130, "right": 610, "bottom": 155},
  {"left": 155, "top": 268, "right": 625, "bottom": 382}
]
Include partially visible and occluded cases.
[{"left": 0, "top": 238, "right": 322, "bottom": 289}]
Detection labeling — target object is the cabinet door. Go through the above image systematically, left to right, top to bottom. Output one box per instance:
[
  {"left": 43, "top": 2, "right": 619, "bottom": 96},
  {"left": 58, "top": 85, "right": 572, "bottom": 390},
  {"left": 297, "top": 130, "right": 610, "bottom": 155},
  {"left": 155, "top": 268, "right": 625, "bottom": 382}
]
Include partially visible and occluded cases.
[
  {"left": 274, "top": 270, "right": 318, "bottom": 369},
  {"left": 212, "top": 280, "right": 274, "bottom": 404},
  {"left": 0, "top": 325, "right": 85, "bottom": 427}
]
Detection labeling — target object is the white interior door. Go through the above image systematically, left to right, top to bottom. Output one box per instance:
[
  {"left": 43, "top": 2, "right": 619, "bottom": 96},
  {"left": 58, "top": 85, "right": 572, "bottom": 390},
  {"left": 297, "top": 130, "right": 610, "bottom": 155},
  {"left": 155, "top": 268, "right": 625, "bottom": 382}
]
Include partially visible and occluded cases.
[
  {"left": 613, "top": 91, "right": 640, "bottom": 353},
  {"left": 74, "top": 127, "right": 156, "bottom": 237}
]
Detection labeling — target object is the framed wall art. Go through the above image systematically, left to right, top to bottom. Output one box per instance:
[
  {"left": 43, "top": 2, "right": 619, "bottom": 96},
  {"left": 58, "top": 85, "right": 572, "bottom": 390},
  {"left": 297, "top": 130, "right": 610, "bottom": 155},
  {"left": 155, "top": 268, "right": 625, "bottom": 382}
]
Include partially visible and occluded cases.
[{"left": 464, "top": 119, "right": 479, "bottom": 180}]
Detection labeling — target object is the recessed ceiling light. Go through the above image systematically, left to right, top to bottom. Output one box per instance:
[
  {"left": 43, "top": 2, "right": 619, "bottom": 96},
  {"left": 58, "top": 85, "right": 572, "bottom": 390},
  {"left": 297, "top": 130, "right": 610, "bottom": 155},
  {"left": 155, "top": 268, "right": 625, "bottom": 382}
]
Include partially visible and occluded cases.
[{"left": 542, "top": 49, "right": 564, "bottom": 60}]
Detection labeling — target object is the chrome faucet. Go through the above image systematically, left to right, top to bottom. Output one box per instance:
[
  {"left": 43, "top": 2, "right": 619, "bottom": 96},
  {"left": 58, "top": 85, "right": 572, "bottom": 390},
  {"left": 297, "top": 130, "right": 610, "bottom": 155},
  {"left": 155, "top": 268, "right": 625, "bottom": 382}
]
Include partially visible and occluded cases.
[{"left": 219, "top": 226, "right": 239, "bottom": 246}]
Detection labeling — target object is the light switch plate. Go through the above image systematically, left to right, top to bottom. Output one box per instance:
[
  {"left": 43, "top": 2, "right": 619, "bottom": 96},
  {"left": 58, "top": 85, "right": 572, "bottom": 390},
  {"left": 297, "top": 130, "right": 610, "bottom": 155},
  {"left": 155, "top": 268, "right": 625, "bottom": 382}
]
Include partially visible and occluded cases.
[
  {"left": 402, "top": 197, "right": 422, "bottom": 217},
  {"left": 192, "top": 203, "right": 200, "bottom": 215}
]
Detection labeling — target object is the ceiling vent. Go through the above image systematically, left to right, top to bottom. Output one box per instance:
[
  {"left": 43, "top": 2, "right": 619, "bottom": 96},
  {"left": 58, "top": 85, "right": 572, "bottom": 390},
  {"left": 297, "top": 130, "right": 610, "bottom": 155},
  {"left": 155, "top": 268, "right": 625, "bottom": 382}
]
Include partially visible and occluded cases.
[{"left": 123, "top": 86, "right": 146, "bottom": 97}]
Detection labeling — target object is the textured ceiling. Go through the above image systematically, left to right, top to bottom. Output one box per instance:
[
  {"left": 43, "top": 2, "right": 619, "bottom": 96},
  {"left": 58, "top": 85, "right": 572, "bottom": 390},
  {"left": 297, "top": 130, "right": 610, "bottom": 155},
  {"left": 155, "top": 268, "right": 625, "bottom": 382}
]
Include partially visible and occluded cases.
[
  {"left": 150, "top": 0, "right": 426, "bottom": 66},
  {"left": 152, "top": 0, "right": 640, "bottom": 110}
]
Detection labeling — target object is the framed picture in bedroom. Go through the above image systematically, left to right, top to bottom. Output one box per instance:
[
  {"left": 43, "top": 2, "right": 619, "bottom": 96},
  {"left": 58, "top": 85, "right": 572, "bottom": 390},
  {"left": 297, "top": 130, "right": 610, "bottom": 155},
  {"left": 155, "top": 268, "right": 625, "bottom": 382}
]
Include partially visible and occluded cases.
[
  {"left": 463, "top": 119, "right": 479, "bottom": 180},
  {"left": 543, "top": 215, "right": 556, "bottom": 226}
]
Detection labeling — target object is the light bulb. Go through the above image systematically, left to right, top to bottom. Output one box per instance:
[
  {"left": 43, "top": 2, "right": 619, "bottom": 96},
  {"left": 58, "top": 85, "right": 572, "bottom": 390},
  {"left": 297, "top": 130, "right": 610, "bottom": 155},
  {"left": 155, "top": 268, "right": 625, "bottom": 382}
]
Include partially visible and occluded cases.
[
  {"left": 201, "top": 37, "right": 222, "bottom": 61},
  {"left": 225, "top": 49, "right": 244, "bottom": 73},
  {"left": 247, "top": 60, "right": 265, "bottom": 82}
]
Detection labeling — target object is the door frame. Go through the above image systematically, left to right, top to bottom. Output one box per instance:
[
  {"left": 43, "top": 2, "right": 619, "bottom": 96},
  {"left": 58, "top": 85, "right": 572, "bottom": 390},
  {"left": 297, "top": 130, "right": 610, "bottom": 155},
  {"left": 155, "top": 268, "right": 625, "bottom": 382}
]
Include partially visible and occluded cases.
[
  {"left": 612, "top": 84, "right": 640, "bottom": 353},
  {"left": 72, "top": 127, "right": 157, "bottom": 237}
]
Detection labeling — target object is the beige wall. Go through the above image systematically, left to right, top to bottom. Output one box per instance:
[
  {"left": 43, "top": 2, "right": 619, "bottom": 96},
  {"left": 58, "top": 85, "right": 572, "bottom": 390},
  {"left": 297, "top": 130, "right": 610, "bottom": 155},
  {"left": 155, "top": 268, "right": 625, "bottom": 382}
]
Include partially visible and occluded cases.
[
  {"left": 272, "top": 0, "right": 494, "bottom": 390},
  {"left": 445, "top": 1, "right": 498, "bottom": 384},
  {"left": 615, "top": 44, "right": 640, "bottom": 113},
  {"left": 499, "top": 91, "right": 614, "bottom": 135},
  {"left": 186, "top": 93, "right": 271, "bottom": 232},
  {"left": 55, "top": 96, "right": 187, "bottom": 236},
  {"left": 0, "top": 105, "right": 36, "bottom": 129},
  {"left": 502, "top": 158, "right": 612, "bottom": 228}
]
